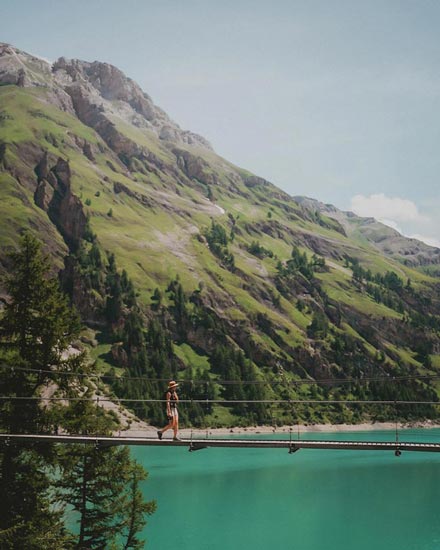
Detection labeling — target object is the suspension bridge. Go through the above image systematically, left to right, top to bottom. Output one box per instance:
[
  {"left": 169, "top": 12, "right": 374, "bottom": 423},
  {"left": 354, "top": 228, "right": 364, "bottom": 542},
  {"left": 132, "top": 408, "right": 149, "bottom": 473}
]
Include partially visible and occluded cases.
[
  {"left": 2, "top": 363, "right": 440, "bottom": 456},
  {"left": 2, "top": 433, "right": 440, "bottom": 456}
]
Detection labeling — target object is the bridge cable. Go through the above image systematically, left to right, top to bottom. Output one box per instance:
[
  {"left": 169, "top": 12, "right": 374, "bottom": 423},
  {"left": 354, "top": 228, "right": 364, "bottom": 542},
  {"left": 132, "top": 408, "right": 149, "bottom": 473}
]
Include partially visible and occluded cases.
[
  {"left": 1, "top": 363, "right": 439, "bottom": 387},
  {"left": 1, "top": 395, "right": 440, "bottom": 406}
]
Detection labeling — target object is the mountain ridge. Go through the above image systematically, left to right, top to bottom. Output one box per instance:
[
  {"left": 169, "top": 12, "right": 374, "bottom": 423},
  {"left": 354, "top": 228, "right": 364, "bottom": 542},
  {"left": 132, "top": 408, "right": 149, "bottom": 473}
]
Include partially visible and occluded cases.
[
  {"left": 0, "top": 42, "right": 212, "bottom": 150},
  {"left": 294, "top": 196, "right": 440, "bottom": 268}
]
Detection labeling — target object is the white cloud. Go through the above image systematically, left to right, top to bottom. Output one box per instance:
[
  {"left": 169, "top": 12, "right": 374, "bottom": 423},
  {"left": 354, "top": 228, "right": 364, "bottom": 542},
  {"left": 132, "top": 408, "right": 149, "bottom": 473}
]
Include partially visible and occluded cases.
[
  {"left": 350, "top": 193, "right": 427, "bottom": 223},
  {"left": 350, "top": 193, "right": 440, "bottom": 249}
]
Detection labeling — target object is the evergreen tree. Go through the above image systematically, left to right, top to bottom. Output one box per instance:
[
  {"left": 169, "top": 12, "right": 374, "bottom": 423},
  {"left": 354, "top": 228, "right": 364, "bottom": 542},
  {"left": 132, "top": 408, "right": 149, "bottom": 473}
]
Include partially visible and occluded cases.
[
  {"left": 0, "top": 233, "right": 80, "bottom": 548},
  {"left": 1, "top": 233, "right": 80, "bottom": 369},
  {"left": 0, "top": 234, "right": 156, "bottom": 548},
  {"left": 308, "top": 310, "right": 329, "bottom": 338},
  {"left": 57, "top": 400, "right": 156, "bottom": 549},
  {"left": 58, "top": 445, "right": 128, "bottom": 548},
  {"left": 121, "top": 464, "right": 157, "bottom": 550}
]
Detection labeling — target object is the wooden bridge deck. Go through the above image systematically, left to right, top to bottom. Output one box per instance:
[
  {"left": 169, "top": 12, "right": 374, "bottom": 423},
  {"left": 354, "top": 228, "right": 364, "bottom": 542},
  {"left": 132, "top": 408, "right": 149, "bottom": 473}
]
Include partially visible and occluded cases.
[{"left": 2, "top": 433, "right": 440, "bottom": 454}]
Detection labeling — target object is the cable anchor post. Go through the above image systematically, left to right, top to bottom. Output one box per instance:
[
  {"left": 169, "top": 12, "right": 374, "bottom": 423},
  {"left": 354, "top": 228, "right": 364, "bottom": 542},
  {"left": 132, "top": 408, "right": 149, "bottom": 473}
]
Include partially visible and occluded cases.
[{"left": 394, "top": 400, "right": 401, "bottom": 457}]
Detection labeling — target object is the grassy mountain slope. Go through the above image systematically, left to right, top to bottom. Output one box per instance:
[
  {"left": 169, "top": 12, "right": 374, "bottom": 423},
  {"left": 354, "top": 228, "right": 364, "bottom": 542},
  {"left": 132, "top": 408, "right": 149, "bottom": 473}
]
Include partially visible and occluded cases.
[{"left": 1, "top": 43, "right": 440, "bottom": 426}]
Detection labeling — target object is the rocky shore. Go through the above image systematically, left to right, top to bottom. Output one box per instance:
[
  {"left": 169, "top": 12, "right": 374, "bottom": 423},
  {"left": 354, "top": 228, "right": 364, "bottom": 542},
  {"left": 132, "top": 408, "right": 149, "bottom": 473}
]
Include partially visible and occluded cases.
[{"left": 120, "top": 419, "right": 440, "bottom": 439}]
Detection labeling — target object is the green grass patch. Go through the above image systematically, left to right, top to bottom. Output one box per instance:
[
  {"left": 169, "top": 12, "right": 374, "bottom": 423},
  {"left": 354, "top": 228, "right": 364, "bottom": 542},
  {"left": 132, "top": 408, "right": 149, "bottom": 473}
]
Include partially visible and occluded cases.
[
  {"left": 0, "top": 86, "right": 99, "bottom": 146},
  {"left": 317, "top": 270, "right": 401, "bottom": 319},
  {"left": 174, "top": 343, "right": 210, "bottom": 372},
  {"left": 384, "top": 343, "right": 420, "bottom": 367}
]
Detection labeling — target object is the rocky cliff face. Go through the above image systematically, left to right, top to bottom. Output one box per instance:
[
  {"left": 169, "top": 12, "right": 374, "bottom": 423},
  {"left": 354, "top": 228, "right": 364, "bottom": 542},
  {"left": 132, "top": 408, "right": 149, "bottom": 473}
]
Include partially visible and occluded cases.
[
  {"left": 0, "top": 43, "right": 212, "bottom": 151},
  {"left": 0, "top": 43, "right": 75, "bottom": 114},
  {"left": 0, "top": 43, "right": 52, "bottom": 87},
  {"left": 34, "top": 154, "right": 87, "bottom": 251}
]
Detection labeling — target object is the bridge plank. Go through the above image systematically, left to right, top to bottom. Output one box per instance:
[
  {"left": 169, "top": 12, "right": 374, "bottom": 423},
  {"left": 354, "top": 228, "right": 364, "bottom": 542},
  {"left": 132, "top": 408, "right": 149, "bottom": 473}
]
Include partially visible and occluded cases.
[{"left": 1, "top": 434, "right": 440, "bottom": 453}]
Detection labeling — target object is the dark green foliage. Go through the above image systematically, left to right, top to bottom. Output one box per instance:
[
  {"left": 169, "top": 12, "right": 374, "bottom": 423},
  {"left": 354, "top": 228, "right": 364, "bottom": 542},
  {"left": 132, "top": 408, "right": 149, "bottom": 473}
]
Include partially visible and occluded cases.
[
  {"left": 83, "top": 215, "right": 96, "bottom": 243},
  {"left": 204, "top": 220, "right": 235, "bottom": 271},
  {"left": 1, "top": 233, "right": 80, "bottom": 369},
  {"left": 0, "top": 234, "right": 155, "bottom": 548},
  {"left": 0, "top": 234, "right": 79, "bottom": 548},
  {"left": 247, "top": 240, "right": 274, "bottom": 259},
  {"left": 289, "top": 246, "right": 315, "bottom": 279},
  {"left": 275, "top": 247, "right": 325, "bottom": 301},
  {"left": 105, "top": 253, "right": 123, "bottom": 323},
  {"left": 346, "top": 256, "right": 440, "bottom": 336},
  {"left": 348, "top": 257, "right": 404, "bottom": 294},
  {"left": 167, "top": 277, "right": 189, "bottom": 332},
  {"left": 151, "top": 287, "right": 162, "bottom": 310},
  {"left": 269, "top": 288, "right": 281, "bottom": 308},
  {"left": 308, "top": 310, "right": 329, "bottom": 338},
  {"left": 409, "top": 310, "right": 440, "bottom": 331},
  {"left": 112, "top": 315, "right": 179, "bottom": 424},
  {"left": 330, "top": 332, "right": 358, "bottom": 364},
  {"left": 210, "top": 345, "right": 268, "bottom": 423},
  {"left": 180, "top": 369, "right": 215, "bottom": 425},
  {"left": 0, "top": 442, "right": 71, "bottom": 550},
  {"left": 57, "top": 445, "right": 155, "bottom": 550},
  {"left": 121, "top": 463, "right": 157, "bottom": 550}
]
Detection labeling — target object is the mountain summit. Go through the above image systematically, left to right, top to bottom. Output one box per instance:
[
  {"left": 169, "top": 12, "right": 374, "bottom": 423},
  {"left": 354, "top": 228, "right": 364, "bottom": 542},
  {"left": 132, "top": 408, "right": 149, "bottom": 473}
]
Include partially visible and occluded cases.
[
  {"left": 0, "top": 42, "right": 212, "bottom": 150},
  {"left": 1, "top": 43, "right": 440, "bottom": 425}
]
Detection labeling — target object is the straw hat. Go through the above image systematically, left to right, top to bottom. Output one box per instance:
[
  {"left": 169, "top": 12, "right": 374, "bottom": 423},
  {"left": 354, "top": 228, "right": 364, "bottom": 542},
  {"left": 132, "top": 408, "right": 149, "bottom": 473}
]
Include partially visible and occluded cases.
[{"left": 168, "top": 380, "right": 179, "bottom": 390}]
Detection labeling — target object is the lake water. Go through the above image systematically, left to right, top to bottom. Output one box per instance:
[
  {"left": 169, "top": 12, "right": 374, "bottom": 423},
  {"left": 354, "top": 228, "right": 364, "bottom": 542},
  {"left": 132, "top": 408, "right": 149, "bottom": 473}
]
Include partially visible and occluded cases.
[{"left": 132, "top": 429, "right": 440, "bottom": 550}]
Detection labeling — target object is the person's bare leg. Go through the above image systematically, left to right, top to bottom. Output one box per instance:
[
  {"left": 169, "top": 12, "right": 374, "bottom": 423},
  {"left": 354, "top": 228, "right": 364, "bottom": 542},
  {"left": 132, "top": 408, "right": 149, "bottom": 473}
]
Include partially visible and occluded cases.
[
  {"left": 173, "top": 417, "right": 179, "bottom": 438},
  {"left": 158, "top": 420, "right": 173, "bottom": 439},
  {"left": 161, "top": 421, "right": 173, "bottom": 433}
]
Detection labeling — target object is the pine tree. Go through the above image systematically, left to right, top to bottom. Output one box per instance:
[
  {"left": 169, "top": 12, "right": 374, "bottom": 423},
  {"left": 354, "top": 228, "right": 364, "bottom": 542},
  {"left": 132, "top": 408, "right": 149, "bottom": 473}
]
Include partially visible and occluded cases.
[
  {"left": 0, "top": 233, "right": 80, "bottom": 548},
  {"left": 1, "top": 233, "right": 80, "bottom": 368},
  {"left": 0, "top": 234, "right": 156, "bottom": 547},
  {"left": 58, "top": 433, "right": 155, "bottom": 549},
  {"left": 121, "top": 464, "right": 157, "bottom": 550}
]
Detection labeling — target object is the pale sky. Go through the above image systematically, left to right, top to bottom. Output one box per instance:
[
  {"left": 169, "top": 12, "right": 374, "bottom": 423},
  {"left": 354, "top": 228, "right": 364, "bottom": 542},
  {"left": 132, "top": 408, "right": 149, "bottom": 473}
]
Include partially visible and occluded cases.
[{"left": 2, "top": 0, "right": 440, "bottom": 246}]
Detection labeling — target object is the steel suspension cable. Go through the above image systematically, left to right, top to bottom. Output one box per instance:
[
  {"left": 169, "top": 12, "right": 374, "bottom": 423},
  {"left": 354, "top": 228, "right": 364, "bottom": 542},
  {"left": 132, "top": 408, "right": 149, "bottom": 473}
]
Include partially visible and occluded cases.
[
  {"left": 0, "top": 363, "right": 438, "bottom": 386},
  {"left": 0, "top": 395, "right": 439, "bottom": 405}
]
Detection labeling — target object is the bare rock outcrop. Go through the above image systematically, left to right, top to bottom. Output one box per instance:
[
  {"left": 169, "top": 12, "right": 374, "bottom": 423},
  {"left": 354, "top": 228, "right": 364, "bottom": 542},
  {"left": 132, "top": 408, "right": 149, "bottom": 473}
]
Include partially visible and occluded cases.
[
  {"left": 0, "top": 43, "right": 75, "bottom": 114},
  {"left": 52, "top": 56, "right": 213, "bottom": 151},
  {"left": 173, "top": 148, "right": 219, "bottom": 186},
  {"left": 34, "top": 154, "right": 87, "bottom": 251},
  {"left": 113, "top": 181, "right": 154, "bottom": 208}
]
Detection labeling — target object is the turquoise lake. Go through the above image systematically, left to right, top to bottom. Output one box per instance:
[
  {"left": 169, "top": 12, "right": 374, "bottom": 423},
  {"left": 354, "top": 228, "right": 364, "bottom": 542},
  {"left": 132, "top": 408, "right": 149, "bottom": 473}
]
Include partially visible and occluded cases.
[{"left": 132, "top": 429, "right": 440, "bottom": 550}]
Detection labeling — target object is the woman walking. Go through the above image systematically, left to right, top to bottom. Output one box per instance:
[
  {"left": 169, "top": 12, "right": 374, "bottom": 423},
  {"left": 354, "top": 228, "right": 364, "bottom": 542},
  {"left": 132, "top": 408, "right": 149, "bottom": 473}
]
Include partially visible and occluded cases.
[{"left": 157, "top": 380, "right": 181, "bottom": 441}]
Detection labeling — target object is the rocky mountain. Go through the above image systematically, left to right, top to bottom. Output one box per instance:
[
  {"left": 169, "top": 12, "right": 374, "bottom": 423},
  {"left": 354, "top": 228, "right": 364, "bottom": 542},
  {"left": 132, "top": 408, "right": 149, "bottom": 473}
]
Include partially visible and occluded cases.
[
  {"left": 1, "top": 42, "right": 440, "bottom": 426},
  {"left": 0, "top": 43, "right": 211, "bottom": 149},
  {"left": 294, "top": 196, "right": 440, "bottom": 268}
]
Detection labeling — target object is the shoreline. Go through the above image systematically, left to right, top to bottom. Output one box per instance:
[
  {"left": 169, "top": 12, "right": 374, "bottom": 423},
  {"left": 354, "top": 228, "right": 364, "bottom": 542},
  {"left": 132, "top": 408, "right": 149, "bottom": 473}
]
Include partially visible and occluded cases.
[{"left": 121, "top": 419, "right": 440, "bottom": 438}]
